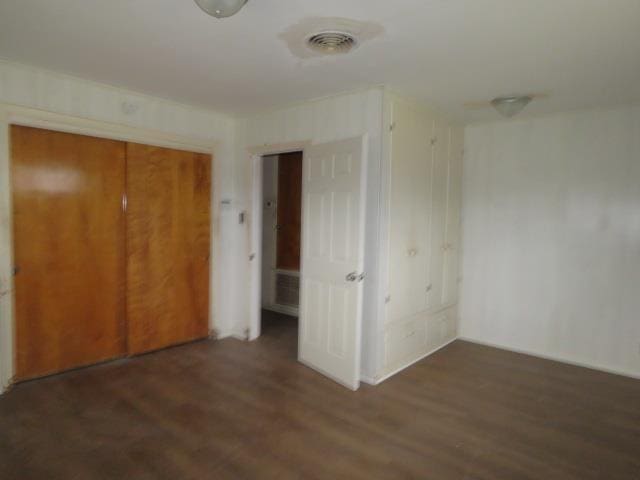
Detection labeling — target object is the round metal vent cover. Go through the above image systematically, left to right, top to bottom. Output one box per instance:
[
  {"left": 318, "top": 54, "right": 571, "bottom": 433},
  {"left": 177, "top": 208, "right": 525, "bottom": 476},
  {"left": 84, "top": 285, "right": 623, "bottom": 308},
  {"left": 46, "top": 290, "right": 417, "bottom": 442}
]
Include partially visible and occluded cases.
[{"left": 306, "top": 30, "right": 357, "bottom": 54}]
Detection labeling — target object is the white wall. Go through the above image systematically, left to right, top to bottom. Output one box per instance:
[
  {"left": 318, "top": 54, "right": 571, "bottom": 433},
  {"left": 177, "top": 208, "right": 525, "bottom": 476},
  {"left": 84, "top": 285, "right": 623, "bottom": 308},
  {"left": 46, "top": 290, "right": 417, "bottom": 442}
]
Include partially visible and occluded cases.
[
  {"left": 0, "top": 60, "right": 238, "bottom": 391},
  {"left": 236, "top": 88, "right": 385, "bottom": 377},
  {"left": 460, "top": 104, "right": 640, "bottom": 378}
]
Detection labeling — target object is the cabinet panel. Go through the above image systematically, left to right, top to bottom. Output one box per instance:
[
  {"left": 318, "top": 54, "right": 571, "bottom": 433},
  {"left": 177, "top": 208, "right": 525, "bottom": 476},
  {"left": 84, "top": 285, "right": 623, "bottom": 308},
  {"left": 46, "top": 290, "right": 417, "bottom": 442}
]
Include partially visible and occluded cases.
[
  {"left": 387, "top": 101, "right": 433, "bottom": 323},
  {"left": 427, "top": 120, "right": 449, "bottom": 311},
  {"left": 442, "top": 127, "right": 463, "bottom": 305},
  {"left": 382, "top": 305, "right": 458, "bottom": 373},
  {"left": 384, "top": 316, "right": 428, "bottom": 369}
]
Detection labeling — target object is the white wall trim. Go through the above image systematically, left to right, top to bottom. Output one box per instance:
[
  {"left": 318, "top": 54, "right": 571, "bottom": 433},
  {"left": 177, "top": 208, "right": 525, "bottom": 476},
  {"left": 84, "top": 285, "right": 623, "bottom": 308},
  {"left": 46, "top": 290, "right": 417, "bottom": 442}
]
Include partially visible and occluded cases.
[
  {"left": 0, "top": 103, "right": 219, "bottom": 393},
  {"left": 7, "top": 104, "right": 215, "bottom": 153},
  {"left": 458, "top": 336, "right": 640, "bottom": 381},
  {"left": 369, "top": 337, "right": 458, "bottom": 385},
  {"left": 359, "top": 374, "right": 377, "bottom": 386}
]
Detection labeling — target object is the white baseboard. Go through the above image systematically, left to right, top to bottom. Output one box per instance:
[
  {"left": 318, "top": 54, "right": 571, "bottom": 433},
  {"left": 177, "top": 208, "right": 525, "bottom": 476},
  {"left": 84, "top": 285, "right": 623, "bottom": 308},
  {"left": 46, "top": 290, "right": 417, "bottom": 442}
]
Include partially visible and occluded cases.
[
  {"left": 215, "top": 330, "right": 248, "bottom": 341},
  {"left": 458, "top": 336, "right": 640, "bottom": 381},
  {"left": 367, "top": 337, "right": 458, "bottom": 386},
  {"left": 298, "top": 357, "right": 359, "bottom": 391},
  {"left": 360, "top": 374, "right": 377, "bottom": 386},
  {"left": 1, "top": 378, "right": 13, "bottom": 395}
]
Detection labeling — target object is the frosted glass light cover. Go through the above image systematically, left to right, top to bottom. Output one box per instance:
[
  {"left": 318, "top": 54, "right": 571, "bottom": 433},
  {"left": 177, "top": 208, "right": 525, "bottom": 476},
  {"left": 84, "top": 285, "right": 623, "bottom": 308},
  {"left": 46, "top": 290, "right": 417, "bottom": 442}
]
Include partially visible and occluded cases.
[
  {"left": 194, "top": 0, "right": 248, "bottom": 18},
  {"left": 491, "top": 96, "right": 532, "bottom": 118}
]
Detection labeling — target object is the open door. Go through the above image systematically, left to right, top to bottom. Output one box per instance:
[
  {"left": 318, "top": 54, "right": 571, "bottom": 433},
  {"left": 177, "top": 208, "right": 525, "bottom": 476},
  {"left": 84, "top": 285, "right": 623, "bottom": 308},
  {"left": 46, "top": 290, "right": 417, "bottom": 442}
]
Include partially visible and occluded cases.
[{"left": 298, "top": 136, "right": 367, "bottom": 390}]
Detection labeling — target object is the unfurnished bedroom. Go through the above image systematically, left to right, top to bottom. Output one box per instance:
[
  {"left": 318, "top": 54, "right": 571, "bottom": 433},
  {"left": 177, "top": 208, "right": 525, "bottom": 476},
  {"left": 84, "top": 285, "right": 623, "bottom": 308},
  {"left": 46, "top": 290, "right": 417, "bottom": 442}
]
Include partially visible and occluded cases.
[{"left": 0, "top": 1, "right": 639, "bottom": 479}]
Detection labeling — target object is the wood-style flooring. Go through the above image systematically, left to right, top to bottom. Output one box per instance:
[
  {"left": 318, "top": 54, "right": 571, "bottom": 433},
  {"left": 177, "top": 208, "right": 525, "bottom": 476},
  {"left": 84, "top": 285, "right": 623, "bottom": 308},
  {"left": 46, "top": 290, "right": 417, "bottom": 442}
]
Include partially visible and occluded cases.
[{"left": 1, "top": 311, "right": 639, "bottom": 479}]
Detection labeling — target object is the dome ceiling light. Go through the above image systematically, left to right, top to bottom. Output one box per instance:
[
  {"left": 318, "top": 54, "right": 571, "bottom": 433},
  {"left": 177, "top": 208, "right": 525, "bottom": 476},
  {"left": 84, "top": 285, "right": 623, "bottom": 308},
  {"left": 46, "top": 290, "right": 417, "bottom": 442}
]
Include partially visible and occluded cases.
[
  {"left": 194, "top": 0, "right": 249, "bottom": 18},
  {"left": 490, "top": 95, "right": 533, "bottom": 118}
]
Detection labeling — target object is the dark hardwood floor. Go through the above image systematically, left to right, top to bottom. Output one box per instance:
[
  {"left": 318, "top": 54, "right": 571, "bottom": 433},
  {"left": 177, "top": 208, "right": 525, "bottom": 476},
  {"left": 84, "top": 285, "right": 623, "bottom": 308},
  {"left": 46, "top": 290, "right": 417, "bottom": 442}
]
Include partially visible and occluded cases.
[{"left": 1, "top": 312, "right": 639, "bottom": 479}]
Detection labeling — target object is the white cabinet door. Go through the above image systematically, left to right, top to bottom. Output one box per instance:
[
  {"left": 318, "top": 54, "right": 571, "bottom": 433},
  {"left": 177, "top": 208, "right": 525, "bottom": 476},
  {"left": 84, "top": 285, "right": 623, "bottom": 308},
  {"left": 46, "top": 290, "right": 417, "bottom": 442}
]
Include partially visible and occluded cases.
[
  {"left": 387, "top": 101, "right": 434, "bottom": 323},
  {"left": 427, "top": 120, "right": 449, "bottom": 310},
  {"left": 442, "top": 127, "right": 463, "bottom": 305},
  {"left": 298, "top": 136, "right": 367, "bottom": 391}
]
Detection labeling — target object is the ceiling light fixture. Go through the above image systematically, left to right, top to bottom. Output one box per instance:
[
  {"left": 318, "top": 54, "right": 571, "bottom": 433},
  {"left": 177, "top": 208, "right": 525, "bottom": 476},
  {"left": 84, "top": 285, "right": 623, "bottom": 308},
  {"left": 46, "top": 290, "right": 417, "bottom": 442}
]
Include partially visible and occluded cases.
[
  {"left": 194, "top": 0, "right": 248, "bottom": 18},
  {"left": 491, "top": 95, "right": 532, "bottom": 118}
]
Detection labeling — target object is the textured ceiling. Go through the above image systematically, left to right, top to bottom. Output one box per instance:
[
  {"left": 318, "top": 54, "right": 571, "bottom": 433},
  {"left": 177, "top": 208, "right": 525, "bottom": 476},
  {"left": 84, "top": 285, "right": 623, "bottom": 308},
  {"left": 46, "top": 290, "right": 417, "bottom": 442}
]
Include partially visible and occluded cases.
[{"left": 1, "top": 0, "right": 639, "bottom": 122}]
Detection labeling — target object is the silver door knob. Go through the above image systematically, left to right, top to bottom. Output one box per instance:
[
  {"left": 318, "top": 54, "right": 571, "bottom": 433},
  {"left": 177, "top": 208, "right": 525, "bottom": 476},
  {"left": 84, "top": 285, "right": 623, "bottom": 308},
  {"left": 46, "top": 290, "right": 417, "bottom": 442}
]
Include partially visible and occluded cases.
[{"left": 346, "top": 272, "right": 365, "bottom": 282}]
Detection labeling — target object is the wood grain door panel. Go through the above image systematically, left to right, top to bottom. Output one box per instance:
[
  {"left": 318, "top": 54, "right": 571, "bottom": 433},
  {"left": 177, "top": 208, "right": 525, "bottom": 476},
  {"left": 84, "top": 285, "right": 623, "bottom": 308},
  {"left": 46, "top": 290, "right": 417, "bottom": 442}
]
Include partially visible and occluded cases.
[
  {"left": 11, "top": 125, "right": 127, "bottom": 380},
  {"left": 126, "top": 143, "right": 211, "bottom": 355},
  {"left": 276, "top": 151, "right": 302, "bottom": 271}
]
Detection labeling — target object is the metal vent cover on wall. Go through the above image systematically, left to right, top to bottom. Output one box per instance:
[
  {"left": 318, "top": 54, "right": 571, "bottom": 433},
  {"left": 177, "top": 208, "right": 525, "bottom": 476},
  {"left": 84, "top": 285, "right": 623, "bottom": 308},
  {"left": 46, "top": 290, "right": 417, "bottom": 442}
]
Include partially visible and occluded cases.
[
  {"left": 306, "top": 30, "right": 357, "bottom": 54},
  {"left": 275, "top": 272, "right": 300, "bottom": 307}
]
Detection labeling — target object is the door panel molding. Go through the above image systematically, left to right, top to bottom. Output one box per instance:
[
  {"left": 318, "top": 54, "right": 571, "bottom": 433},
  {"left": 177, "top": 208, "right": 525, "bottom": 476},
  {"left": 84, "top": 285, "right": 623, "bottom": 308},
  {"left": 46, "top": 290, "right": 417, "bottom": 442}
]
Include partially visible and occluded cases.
[{"left": 298, "top": 135, "right": 368, "bottom": 391}]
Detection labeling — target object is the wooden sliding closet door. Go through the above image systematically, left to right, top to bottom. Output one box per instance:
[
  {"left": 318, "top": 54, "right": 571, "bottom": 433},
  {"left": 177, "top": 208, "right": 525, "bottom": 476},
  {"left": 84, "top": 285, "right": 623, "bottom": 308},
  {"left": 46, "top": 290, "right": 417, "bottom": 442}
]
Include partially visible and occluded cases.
[
  {"left": 11, "top": 126, "right": 126, "bottom": 380},
  {"left": 126, "top": 143, "right": 211, "bottom": 354}
]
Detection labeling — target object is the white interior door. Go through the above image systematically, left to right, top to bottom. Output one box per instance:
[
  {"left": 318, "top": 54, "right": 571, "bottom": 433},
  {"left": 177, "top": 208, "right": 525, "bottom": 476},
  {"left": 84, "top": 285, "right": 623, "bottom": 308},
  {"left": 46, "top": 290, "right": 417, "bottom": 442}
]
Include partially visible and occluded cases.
[{"left": 298, "top": 136, "right": 367, "bottom": 390}]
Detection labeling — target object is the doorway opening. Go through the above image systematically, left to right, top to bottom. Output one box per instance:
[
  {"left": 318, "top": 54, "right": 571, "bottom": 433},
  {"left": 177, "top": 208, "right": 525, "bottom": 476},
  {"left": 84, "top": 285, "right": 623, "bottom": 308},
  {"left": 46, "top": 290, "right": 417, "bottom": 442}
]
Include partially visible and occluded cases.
[
  {"left": 248, "top": 136, "right": 366, "bottom": 390},
  {"left": 258, "top": 152, "right": 303, "bottom": 355}
]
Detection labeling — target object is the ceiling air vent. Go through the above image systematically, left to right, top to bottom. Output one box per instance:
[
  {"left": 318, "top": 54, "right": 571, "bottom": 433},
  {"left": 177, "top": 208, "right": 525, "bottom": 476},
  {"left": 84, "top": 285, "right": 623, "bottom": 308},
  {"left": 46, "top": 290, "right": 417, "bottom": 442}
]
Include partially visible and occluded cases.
[{"left": 306, "top": 30, "right": 357, "bottom": 54}]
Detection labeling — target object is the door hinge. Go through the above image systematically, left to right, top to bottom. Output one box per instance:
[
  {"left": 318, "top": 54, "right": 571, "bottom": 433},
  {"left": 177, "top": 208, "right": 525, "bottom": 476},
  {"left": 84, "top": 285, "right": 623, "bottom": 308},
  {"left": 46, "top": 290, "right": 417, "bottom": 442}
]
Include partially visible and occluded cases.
[
  {"left": 389, "top": 122, "right": 396, "bottom": 132},
  {"left": 430, "top": 137, "right": 438, "bottom": 146},
  {"left": 385, "top": 294, "right": 391, "bottom": 304}
]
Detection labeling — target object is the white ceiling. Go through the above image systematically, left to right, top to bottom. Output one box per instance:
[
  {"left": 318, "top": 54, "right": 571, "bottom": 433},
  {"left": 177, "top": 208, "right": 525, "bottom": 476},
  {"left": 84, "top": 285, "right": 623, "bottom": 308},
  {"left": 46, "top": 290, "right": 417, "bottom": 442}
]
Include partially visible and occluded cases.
[{"left": 1, "top": 0, "right": 639, "bottom": 122}]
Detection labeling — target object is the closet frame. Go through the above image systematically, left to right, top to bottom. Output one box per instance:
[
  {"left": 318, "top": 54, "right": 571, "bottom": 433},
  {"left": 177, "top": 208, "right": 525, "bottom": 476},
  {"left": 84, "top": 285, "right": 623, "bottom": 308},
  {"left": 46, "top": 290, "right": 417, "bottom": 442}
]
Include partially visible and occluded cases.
[{"left": 0, "top": 104, "right": 217, "bottom": 389}]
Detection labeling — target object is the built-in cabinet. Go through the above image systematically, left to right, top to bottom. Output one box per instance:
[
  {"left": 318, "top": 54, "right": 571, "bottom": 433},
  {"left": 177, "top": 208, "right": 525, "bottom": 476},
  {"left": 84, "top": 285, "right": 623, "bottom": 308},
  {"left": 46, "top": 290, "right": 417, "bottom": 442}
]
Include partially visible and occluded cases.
[
  {"left": 244, "top": 88, "right": 462, "bottom": 386},
  {"left": 380, "top": 93, "right": 463, "bottom": 377}
]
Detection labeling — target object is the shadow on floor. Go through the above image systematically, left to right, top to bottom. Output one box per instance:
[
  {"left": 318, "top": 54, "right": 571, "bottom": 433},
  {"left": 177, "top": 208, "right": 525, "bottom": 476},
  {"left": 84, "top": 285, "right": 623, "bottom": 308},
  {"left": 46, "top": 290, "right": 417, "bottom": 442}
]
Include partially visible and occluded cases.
[{"left": 257, "top": 309, "right": 298, "bottom": 360}]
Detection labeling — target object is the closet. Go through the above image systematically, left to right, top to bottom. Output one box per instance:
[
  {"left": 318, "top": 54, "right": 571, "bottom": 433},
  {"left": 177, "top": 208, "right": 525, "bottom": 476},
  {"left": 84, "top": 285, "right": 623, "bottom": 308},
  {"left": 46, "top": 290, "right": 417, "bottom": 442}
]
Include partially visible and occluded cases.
[
  {"left": 381, "top": 94, "right": 463, "bottom": 377},
  {"left": 11, "top": 126, "right": 211, "bottom": 380}
]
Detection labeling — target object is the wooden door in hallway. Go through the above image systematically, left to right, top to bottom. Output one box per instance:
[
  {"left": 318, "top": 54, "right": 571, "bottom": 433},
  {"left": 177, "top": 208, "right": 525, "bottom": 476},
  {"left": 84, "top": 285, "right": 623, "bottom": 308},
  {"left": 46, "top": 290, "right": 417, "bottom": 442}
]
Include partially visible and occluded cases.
[
  {"left": 11, "top": 125, "right": 127, "bottom": 380},
  {"left": 126, "top": 143, "right": 211, "bottom": 354},
  {"left": 276, "top": 151, "right": 302, "bottom": 271}
]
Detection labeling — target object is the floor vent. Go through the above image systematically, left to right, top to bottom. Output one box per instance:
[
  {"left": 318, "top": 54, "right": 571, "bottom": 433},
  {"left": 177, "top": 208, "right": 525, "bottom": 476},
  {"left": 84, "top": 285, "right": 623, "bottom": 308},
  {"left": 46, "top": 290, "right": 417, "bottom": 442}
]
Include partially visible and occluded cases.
[{"left": 275, "top": 272, "right": 300, "bottom": 307}]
